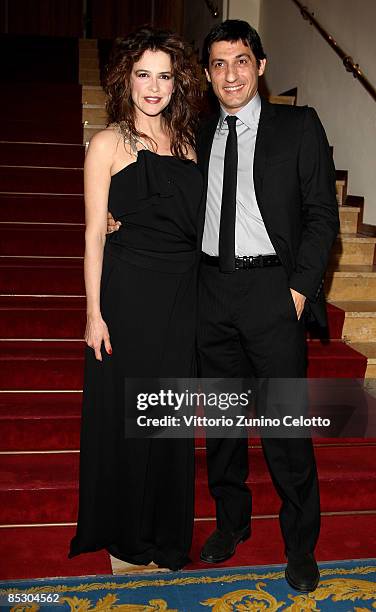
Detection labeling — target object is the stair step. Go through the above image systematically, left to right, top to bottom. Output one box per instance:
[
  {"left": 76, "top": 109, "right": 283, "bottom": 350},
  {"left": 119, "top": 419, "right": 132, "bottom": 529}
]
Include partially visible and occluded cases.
[
  {"left": 2, "top": 38, "right": 79, "bottom": 84},
  {"left": 79, "top": 39, "right": 98, "bottom": 49},
  {"left": 79, "top": 48, "right": 99, "bottom": 60},
  {"left": 79, "top": 57, "right": 99, "bottom": 70},
  {"left": 79, "top": 71, "right": 101, "bottom": 86},
  {"left": 1, "top": 83, "right": 82, "bottom": 115},
  {"left": 82, "top": 86, "right": 105, "bottom": 105},
  {"left": 83, "top": 106, "right": 107, "bottom": 124},
  {"left": 1, "top": 121, "right": 83, "bottom": 145},
  {"left": 83, "top": 124, "right": 106, "bottom": 143},
  {"left": 0, "top": 142, "right": 84, "bottom": 167},
  {"left": 0, "top": 167, "right": 83, "bottom": 195},
  {"left": 336, "top": 170, "right": 348, "bottom": 205},
  {"left": 0, "top": 194, "right": 84, "bottom": 223},
  {"left": 339, "top": 206, "right": 361, "bottom": 234},
  {"left": 0, "top": 223, "right": 85, "bottom": 256},
  {"left": 2, "top": 227, "right": 368, "bottom": 265},
  {"left": 331, "top": 234, "right": 376, "bottom": 266},
  {"left": 0, "top": 256, "right": 84, "bottom": 295},
  {"left": 325, "top": 265, "right": 376, "bottom": 300},
  {"left": 0, "top": 295, "right": 86, "bottom": 338},
  {"left": 0, "top": 295, "right": 344, "bottom": 341},
  {"left": 331, "top": 300, "right": 376, "bottom": 342},
  {"left": 307, "top": 303, "right": 345, "bottom": 340},
  {"left": 0, "top": 339, "right": 366, "bottom": 391},
  {"left": 306, "top": 339, "right": 367, "bottom": 377},
  {"left": 0, "top": 340, "right": 84, "bottom": 390},
  {"left": 347, "top": 342, "right": 376, "bottom": 377},
  {"left": 1, "top": 388, "right": 371, "bottom": 453},
  {"left": 0, "top": 392, "right": 81, "bottom": 451},
  {"left": 3, "top": 396, "right": 372, "bottom": 456},
  {"left": 0, "top": 446, "right": 375, "bottom": 524},
  {"left": 195, "top": 446, "right": 376, "bottom": 518},
  {"left": 2, "top": 515, "right": 376, "bottom": 580}
]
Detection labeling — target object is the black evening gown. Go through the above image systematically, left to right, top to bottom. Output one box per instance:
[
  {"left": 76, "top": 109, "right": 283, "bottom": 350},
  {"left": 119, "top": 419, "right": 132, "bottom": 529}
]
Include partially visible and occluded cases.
[{"left": 69, "top": 149, "right": 203, "bottom": 570}]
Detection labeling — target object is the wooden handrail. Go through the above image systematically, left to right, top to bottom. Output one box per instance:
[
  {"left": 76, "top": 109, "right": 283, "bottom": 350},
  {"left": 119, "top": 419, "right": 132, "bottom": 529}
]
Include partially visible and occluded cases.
[{"left": 291, "top": 0, "right": 376, "bottom": 103}]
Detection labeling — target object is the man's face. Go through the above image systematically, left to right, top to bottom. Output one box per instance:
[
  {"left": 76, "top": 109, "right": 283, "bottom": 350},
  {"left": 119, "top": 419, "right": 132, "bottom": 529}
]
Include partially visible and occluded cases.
[{"left": 205, "top": 39, "right": 266, "bottom": 114}]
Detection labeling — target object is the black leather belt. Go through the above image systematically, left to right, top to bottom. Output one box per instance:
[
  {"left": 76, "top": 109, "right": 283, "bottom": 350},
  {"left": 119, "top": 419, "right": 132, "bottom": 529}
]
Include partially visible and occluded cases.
[{"left": 201, "top": 252, "right": 281, "bottom": 269}]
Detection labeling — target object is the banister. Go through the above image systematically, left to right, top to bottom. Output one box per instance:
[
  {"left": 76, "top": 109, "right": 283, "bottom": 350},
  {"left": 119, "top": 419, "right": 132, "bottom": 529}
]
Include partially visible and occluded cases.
[{"left": 291, "top": 0, "right": 376, "bottom": 103}]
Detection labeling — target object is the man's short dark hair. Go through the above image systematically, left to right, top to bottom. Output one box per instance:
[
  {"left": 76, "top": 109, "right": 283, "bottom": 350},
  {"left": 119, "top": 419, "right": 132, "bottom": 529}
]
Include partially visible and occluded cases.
[{"left": 203, "top": 19, "right": 266, "bottom": 67}]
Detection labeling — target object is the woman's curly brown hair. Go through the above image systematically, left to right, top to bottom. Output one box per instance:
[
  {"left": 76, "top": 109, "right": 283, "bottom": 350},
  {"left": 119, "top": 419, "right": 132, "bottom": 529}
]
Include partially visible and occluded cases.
[{"left": 104, "top": 27, "right": 200, "bottom": 159}]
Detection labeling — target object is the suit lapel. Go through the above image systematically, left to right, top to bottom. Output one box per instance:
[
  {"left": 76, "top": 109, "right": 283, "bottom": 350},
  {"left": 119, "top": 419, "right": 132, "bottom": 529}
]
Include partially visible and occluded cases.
[{"left": 253, "top": 97, "right": 277, "bottom": 207}]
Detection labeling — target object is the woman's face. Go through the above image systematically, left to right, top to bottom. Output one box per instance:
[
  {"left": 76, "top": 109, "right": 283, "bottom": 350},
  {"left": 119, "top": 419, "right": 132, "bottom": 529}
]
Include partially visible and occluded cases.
[{"left": 130, "top": 49, "right": 174, "bottom": 117}]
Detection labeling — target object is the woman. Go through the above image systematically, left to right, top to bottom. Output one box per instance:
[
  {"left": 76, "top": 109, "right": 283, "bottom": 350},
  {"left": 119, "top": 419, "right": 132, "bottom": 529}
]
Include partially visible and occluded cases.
[{"left": 69, "top": 27, "right": 203, "bottom": 571}]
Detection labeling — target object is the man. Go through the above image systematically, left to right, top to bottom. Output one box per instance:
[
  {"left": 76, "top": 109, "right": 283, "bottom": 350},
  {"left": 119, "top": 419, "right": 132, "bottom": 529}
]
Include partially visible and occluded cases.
[
  {"left": 196, "top": 19, "right": 339, "bottom": 593},
  {"left": 107, "top": 20, "right": 339, "bottom": 592}
]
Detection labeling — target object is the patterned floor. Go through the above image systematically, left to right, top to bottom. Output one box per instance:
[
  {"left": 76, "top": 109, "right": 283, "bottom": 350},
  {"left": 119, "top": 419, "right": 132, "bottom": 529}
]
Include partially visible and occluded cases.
[{"left": 0, "top": 558, "right": 375, "bottom": 611}]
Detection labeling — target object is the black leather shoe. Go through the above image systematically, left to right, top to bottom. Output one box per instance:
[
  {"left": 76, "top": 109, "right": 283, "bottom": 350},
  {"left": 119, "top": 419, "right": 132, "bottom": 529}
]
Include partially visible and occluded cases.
[
  {"left": 200, "top": 526, "right": 250, "bottom": 563},
  {"left": 285, "top": 552, "right": 320, "bottom": 592}
]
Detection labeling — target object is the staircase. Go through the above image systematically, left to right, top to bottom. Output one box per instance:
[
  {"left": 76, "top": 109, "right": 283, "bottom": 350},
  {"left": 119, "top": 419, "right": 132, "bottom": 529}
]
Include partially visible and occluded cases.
[{"left": 1, "top": 36, "right": 376, "bottom": 581}]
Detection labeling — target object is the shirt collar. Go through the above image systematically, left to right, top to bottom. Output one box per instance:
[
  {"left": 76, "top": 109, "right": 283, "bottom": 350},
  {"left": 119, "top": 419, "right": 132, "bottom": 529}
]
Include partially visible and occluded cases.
[{"left": 219, "top": 92, "right": 261, "bottom": 130}]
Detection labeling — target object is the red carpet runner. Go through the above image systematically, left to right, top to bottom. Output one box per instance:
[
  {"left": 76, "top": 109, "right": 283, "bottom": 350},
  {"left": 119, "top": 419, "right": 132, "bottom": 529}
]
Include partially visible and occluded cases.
[{"left": 0, "top": 34, "right": 374, "bottom": 581}]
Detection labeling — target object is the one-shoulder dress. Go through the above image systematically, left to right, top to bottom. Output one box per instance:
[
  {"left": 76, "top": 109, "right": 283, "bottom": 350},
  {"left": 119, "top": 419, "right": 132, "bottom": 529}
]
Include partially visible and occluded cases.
[{"left": 69, "top": 149, "right": 203, "bottom": 570}]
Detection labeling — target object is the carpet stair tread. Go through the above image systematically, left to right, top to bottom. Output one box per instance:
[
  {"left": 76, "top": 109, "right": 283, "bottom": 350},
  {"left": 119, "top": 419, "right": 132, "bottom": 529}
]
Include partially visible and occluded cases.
[
  {"left": 1, "top": 83, "right": 83, "bottom": 111},
  {"left": 1, "top": 121, "right": 83, "bottom": 145},
  {"left": 0, "top": 143, "right": 85, "bottom": 167},
  {"left": 0, "top": 166, "right": 83, "bottom": 194},
  {"left": 0, "top": 194, "right": 85, "bottom": 223},
  {"left": 0, "top": 223, "right": 85, "bottom": 256},
  {"left": 0, "top": 256, "right": 84, "bottom": 295},
  {"left": 0, "top": 295, "right": 86, "bottom": 339},
  {"left": 0, "top": 295, "right": 86, "bottom": 310},
  {"left": 0, "top": 297, "right": 342, "bottom": 340},
  {"left": 0, "top": 339, "right": 367, "bottom": 389},
  {"left": 306, "top": 339, "right": 367, "bottom": 359},
  {"left": 0, "top": 340, "right": 84, "bottom": 359},
  {"left": 0, "top": 340, "right": 364, "bottom": 358},
  {"left": 0, "top": 341, "right": 84, "bottom": 390},
  {"left": 0, "top": 391, "right": 82, "bottom": 419},
  {"left": 1, "top": 391, "right": 372, "bottom": 452},
  {"left": 0, "top": 392, "right": 82, "bottom": 451},
  {"left": 2, "top": 446, "right": 375, "bottom": 491},
  {"left": 1, "top": 447, "right": 376, "bottom": 523},
  {"left": 1, "top": 514, "right": 376, "bottom": 580},
  {"left": 188, "top": 514, "right": 376, "bottom": 571},
  {"left": 0, "top": 526, "right": 111, "bottom": 580}
]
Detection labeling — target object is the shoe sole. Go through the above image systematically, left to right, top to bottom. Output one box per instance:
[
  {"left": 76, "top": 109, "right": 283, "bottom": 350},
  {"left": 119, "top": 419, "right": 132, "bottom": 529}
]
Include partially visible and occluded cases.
[
  {"left": 199, "top": 531, "right": 250, "bottom": 564},
  {"left": 285, "top": 568, "right": 320, "bottom": 592}
]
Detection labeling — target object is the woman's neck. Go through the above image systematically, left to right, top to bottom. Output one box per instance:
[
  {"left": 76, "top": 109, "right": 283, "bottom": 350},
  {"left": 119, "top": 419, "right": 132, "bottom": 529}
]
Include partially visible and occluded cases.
[{"left": 135, "top": 113, "right": 167, "bottom": 141}]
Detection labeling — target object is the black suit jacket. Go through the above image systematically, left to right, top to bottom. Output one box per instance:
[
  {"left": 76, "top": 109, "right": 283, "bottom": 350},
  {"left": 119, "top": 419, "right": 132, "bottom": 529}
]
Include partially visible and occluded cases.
[{"left": 196, "top": 96, "right": 340, "bottom": 327}]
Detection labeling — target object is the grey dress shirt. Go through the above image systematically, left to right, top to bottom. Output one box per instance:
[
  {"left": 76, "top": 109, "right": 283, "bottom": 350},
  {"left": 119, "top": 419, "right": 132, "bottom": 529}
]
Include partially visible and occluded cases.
[{"left": 202, "top": 92, "right": 276, "bottom": 257}]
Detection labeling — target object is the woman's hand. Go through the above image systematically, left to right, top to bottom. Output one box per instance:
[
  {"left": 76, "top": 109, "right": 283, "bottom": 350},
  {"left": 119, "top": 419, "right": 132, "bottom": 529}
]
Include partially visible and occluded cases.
[{"left": 85, "top": 314, "right": 113, "bottom": 361}]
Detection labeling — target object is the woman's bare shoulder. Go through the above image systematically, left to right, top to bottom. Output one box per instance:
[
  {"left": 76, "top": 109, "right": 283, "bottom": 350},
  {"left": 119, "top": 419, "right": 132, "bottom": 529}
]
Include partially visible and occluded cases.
[{"left": 87, "top": 125, "right": 122, "bottom": 152}]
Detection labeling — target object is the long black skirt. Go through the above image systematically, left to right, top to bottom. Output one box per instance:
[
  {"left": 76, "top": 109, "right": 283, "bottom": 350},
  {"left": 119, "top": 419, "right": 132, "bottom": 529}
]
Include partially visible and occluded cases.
[{"left": 69, "top": 249, "right": 196, "bottom": 570}]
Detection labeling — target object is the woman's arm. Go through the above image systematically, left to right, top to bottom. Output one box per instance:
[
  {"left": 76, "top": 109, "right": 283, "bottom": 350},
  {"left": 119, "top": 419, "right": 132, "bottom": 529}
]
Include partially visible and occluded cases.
[{"left": 83, "top": 130, "right": 115, "bottom": 361}]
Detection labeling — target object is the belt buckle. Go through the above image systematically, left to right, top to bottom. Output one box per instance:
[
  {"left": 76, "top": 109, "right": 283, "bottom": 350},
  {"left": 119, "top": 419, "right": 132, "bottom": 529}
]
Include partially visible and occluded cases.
[{"left": 243, "top": 256, "right": 250, "bottom": 270}]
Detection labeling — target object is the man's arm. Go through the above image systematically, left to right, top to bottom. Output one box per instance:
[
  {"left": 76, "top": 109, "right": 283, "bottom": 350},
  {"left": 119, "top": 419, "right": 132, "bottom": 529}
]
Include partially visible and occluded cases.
[
  {"left": 289, "top": 107, "right": 340, "bottom": 302},
  {"left": 107, "top": 211, "right": 121, "bottom": 233}
]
